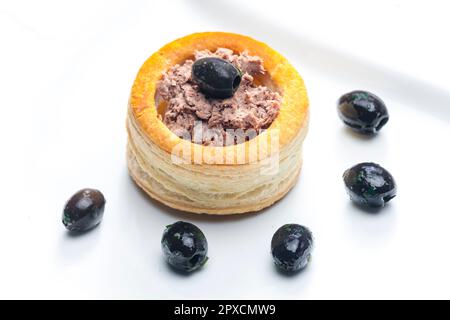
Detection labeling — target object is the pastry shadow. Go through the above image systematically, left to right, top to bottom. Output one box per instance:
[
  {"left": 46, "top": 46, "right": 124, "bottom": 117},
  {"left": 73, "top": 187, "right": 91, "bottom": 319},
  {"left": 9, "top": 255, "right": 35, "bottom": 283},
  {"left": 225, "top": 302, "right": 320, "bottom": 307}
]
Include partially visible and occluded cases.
[
  {"left": 191, "top": 0, "right": 450, "bottom": 123},
  {"left": 128, "top": 175, "right": 267, "bottom": 223}
]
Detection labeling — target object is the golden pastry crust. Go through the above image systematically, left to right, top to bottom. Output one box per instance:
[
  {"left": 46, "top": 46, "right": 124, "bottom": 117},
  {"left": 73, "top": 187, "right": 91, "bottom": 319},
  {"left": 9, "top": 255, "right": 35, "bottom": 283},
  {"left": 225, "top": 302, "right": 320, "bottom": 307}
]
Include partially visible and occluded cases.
[
  {"left": 127, "top": 32, "right": 309, "bottom": 214},
  {"left": 129, "top": 32, "right": 308, "bottom": 164}
]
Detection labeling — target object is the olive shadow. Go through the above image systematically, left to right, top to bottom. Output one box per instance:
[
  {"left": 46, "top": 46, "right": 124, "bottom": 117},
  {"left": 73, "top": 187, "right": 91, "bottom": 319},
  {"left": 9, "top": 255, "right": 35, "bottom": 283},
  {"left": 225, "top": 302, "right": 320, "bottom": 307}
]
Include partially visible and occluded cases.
[
  {"left": 191, "top": 0, "right": 450, "bottom": 123},
  {"left": 342, "top": 126, "right": 379, "bottom": 142},
  {"left": 334, "top": 128, "right": 389, "bottom": 165},
  {"left": 342, "top": 200, "right": 397, "bottom": 245},
  {"left": 350, "top": 200, "right": 394, "bottom": 215},
  {"left": 55, "top": 223, "right": 102, "bottom": 265},
  {"left": 64, "top": 223, "right": 102, "bottom": 238},
  {"left": 162, "top": 258, "right": 208, "bottom": 278},
  {"left": 273, "top": 263, "right": 311, "bottom": 278}
]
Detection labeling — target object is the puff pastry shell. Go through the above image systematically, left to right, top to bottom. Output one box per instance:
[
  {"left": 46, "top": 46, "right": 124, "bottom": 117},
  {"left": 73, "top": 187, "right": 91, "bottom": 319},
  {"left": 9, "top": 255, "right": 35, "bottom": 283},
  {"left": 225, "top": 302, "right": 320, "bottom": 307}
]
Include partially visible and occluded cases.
[{"left": 127, "top": 32, "right": 309, "bottom": 214}]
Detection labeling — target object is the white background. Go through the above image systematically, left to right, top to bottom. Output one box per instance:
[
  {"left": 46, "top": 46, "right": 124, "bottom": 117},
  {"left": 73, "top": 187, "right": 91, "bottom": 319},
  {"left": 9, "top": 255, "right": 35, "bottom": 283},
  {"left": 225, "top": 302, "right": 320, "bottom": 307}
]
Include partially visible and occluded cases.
[{"left": 1, "top": 0, "right": 450, "bottom": 299}]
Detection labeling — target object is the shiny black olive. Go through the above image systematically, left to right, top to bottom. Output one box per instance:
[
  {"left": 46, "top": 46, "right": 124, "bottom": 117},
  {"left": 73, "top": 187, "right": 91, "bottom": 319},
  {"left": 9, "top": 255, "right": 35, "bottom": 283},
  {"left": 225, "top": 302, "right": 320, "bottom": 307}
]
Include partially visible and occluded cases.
[
  {"left": 192, "top": 57, "right": 242, "bottom": 99},
  {"left": 338, "top": 90, "right": 389, "bottom": 134},
  {"left": 343, "top": 162, "right": 397, "bottom": 208},
  {"left": 62, "top": 189, "right": 105, "bottom": 232},
  {"left": 161, "top": 221, "right": 208, "bottom": 273},
  {"left": 271, "top": 224, "right": 313, "bottom": 272}
]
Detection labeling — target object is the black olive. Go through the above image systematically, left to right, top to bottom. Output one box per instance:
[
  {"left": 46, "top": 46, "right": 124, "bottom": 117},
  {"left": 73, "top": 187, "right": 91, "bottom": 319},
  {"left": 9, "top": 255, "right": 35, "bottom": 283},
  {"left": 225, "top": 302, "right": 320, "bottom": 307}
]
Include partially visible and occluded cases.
[
  {"left": 192, "top": 57, "right": 242, "bottom": 99},
  {"left": 338, "top": 90, "right": 389, "bottom": 134},
  {"left": 343, "top": 162, "right": 397, "bottom": 208},
  {"left": 62, "top": 189, "right": 105, "bottom": 232},
  {"left": 161, "top": 221, "right": 208, "bottom": 273},
  {"left": 271, "top": 224, "right": 313, "bottom": 272}
]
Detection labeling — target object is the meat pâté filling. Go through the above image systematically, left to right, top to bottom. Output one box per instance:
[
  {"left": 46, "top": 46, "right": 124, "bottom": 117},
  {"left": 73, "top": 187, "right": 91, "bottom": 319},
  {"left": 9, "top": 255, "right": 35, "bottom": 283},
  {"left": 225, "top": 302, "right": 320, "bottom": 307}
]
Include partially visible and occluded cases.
[{"left": 156, "top": 48, "right": 282, "bottom": 146}]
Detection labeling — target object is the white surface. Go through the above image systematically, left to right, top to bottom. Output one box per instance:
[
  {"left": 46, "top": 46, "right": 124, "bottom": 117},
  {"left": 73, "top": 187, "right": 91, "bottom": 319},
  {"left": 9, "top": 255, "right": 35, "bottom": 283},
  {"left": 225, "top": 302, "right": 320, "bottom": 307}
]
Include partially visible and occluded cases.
[{"left": 1, "top": 0, "right": 450, "bottom": 299}]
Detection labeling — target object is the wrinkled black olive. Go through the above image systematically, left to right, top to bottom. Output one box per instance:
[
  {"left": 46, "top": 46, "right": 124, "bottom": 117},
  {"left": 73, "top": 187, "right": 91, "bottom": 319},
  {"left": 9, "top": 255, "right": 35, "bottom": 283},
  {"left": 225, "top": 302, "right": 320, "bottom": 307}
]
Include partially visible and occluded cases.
[
  {"left": 192, "top": 57, "right": 241, "bottom": 99},
  {"left": 338, "top": 90, "right": 389, "bottom": 134},
  {"left": 343, "top": 162, "right": 397, "bottom": 208},
  {"left": 62, "top": 189, "right": 105, "bottom": 232},
  {"left": 161, "top": 221, "right": 208, "bottom": 273},
  {"left": 271, "top": 224, "right": 313, "bottom": 272}
]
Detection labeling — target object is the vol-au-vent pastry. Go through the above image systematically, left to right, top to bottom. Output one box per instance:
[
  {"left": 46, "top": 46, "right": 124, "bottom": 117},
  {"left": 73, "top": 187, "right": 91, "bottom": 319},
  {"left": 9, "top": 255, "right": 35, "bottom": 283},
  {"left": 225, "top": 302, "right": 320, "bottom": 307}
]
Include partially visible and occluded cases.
[{"left": 127, "top": 32, "right": 309, "bottom": 214}]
